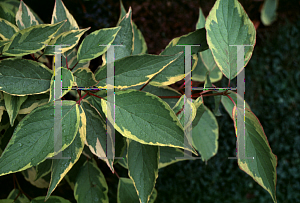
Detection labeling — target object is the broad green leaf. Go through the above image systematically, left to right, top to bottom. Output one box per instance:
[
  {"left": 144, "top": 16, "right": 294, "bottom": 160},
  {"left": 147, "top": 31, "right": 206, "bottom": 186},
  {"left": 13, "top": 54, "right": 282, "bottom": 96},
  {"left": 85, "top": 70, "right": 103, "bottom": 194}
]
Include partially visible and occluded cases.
[
  {"left": 16, "top": 0, "right": 39, "bottom": 30},
  {"left": 51, "top": 0, "right": 79, "bottom": 37},
  {"left": 205, "top": 0, "right": 256, "bottom": 80},
  {"left": 261, "top": 0, "right": 278, "bottom": 26},
  {"left": 0, "top": 1, "right": 19, "bottom": 25},
  {"left": 196, "top": 7, "right": 206, "bottom": 29},
  {"left": 0, "top": 18, "right": 19, "bottom": 40},
  {"left": 2, "top": 21, "right": 65, "bottom": 56},
  {"left": 132, "top": 22, "right": 148, "bottom": 55},
  {"left": 77, "top": 27, "right": 121, "bottom": 63},
  {"left": 44, "top": 28, "right": 90, "bottom": 55},
  {"left": 150, "top": 28, "right": 208, "bottom": 86},
  {"left": 192, "top": 52, "right": 222, "bottom": 83},
  {"left": 95, "top": 53, "right": 182, "bottom": 89},
  {"left": 0, "top": 58, "right": 53, "bottom": 96},
  {"left": 49, "top": 67, "right": 74, "bottom": 102},
  {"left": 73, "top": 67, "right": 98, "bottom": 87},
  {"left": 124, "top": 84, "right": 181, "bottom": 109},
  {"left": 100, "top": 89, "right": 194, "bottom": 153},
  {"left": 221, "top": 90, "right": 251, "bottom": 119},
  {"left": 84, "top": 91, "right": 107, "bottom": 121},
  {"left": 3, "top": 92, "right": 27, "bottom": 126},
  {"left": 19, "top": 94, "right": 49, "bottom": 114},
  {"left": 81, "top": 100, "right": 114, "bottom": 172},
  {"left": 0, "top": 101, "right": 80, "bottom": 176},
  {"left": 46, "top": 104, "right": 86, "bottom": 200},
  {"left": 192, "top": 105, "right": 218, "bottom": 161},
  {"left": 233, "top": 107, "right": 277, "bottom": 203},
  {"left": 127, "top": 139, "right": 159, "bottom": 203},
  {"left": 35, "top": 159, "right": 52, "bottom": 181},
  {"left": 74, "top": 159, "right": 109, "bottom": 203},
  {"left": 22, "top": 167, "right": 49, "bottom": 189},
  {"left": 118, "top": 178, "right": 157, "bottom": 203},
  {"left": 7, "top": 188, "right": 30, "bottom": 203},
  {"left": 31, "top": 196, "right": 71, "bottom": 203}
]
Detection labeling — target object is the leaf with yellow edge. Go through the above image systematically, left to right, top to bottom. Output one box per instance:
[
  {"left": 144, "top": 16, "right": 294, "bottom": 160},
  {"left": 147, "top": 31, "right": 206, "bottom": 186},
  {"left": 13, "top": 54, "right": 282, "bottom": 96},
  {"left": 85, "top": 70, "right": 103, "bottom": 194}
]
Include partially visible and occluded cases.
[
  {"left": 16, "top": 0, "right": 39, "bottom": 30},
  {"left": 0, "top": 18, "right": 19, "bottom": 40},
  {"left": 94, "top": 53, "right": 182, "bottom": 89},
  {"left": 3, "top": 92, "right": 27, "bottom": 126},
  {"left": 0, "top": 101, "right": 80, "bottom": 176},
  {"left": 45, "top": 104, "right": 86, "bottom": 200},
  {"left": 233, "top": 106, "right": 277, "bottom": 203}
]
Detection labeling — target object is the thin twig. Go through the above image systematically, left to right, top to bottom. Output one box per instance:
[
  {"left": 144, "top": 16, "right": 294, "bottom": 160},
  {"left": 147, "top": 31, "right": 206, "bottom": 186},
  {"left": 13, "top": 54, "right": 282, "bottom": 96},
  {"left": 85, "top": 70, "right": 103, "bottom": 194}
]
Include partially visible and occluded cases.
[
  {"left": 31, "top": 54, "right": 36, "bottom": 61},
  {"left": 71, "top": 61, "right": 79, "bottom": 71},
  {"left": 76, "top": 92, "right": 89, "bottom": 105},
  {"left": 87, "top": 92, "right": 104, "bottom": 100},
  {"left": 114, "top": 170, "right": 120, "bottom": 179}
]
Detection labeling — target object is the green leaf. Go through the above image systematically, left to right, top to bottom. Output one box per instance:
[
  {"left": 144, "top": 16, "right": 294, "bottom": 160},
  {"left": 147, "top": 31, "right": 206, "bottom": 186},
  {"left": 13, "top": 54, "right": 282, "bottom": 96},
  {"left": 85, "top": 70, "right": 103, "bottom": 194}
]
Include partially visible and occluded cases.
[
  {"left": 16, "top": 0, "right": 39, "bottom": 30},
  {"left": 51, "top": 0, "right": 79, "bottom": 37},
  {"left": 117, "top": 0, "right": 127, "bottom": 26},
  {"left": 205, "top": 0, "right": 256, "bottom": 80},
  {"left": 261, "top": 0, "right": 278, "bottom": 26},
  {"left": 0, "top": 1, "right": 18, "bottom": 25},
  {"left": 109, "top": 7, "right": 134, "bottom": 61},
  {"left": 196, "top": 7, "right": 206, "bottom": 29},
  {"left": 0, "top": 18, "right": 19, "bottom": 40},
  {"left": 2, "top": 21, "right": 65, "bottom": 56},
  {"left": 132, "top": 22, "right": 148, "bottom": 55},
  {"left": 77, "top": 27, "right": 121, "bottom": 63},
  {"left": 44, "top": 28, "right": 90, "bottom": 55},
  {"left": 149, "top": 28, "right": 207, "bottom": 86},
  {"left": 0, "top": 40, "right": 11, "bottom": 54},
  {"left": 62, "top": 48, "right": 90, "bottom": 72},
  {"left": 192, "top": 52, "right": 222, "bottom": 83},
  {"left": 95, "top": 53, "right": 183, "bottom": 89},
  {"left": 0, "top": 58, "right": 53, "bottom": 96},
  {"left": 49, "top": 67, "right": 74, "bottom": 102},
  {"left": 73, "top": 67, "right": 98, "bottom": 87},
  {"left": 204, "top": 71, "right": 212, "bottom": 88},
  {"left": 125, "top": 84, "right": 181, "bottom": 109},
  {"left": 100, "top": 89, "right": 194, "bottom": 153},
  {"left": 221, "top": 90, "right": 251, "bottom": 119},
  {"left": 3, "top": 92, "right": 27, "bottom": 126},
  {"left": 213, "top": 93, "right": 222, "bottom": 116},
  {"left": 19, "top": 94, "right": 49, "bottom": 114},
  {"left": 172, "top": 95, "right": 197, "bottom": 131},
  {"left": 81, "top": 100, "right": 114, "bottom": 172},
  {"left": 0, "top": 101, "right": 80, "bottom": 176},
  {"left": 46, "top": 104, "right": 86, "bottom": 200},
  {"left": 192, "top": 105, "right": 218, "bottom": 161},
  {"left": 233, "top": 107, "right": 277, "bottom": 203},
  {"left": 127, "top": 139, "right": 159, "bottom": 203},
  {"left": 158, "top": 146, "right": 193, "bottom": 169},
  {"left": 35, "top": 159, "right": 52, "bottom": 181},
  {"left": 74, "top": 159, "right": 109, "bottom": 203},
  {"left": 22, "top": 166, "right": 50, "bottom": 189},
  {"left": 117, "top": 178, "right": 157, "bottom": 203},
  {"left": 7, "top": 188, "right": 30, "bottom": 203},
  {"left": 31, "top": 196, "right": 71, "bottom": 203},
  {"left": 0, "top": 200, "right": 14, "bottom": 203}
]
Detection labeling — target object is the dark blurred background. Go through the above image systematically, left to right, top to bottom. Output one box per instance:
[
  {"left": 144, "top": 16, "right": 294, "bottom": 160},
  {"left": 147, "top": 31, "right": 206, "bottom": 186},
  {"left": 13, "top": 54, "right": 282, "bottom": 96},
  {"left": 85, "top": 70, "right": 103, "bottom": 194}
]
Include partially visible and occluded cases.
[{"left": 2, "top": 0, "right": 300, "bottom": 202}]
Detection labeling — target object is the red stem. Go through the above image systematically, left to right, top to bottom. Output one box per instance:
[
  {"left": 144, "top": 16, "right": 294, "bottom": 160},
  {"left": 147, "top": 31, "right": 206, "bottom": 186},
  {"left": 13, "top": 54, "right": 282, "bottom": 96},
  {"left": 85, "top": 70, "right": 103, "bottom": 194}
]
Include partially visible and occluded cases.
[{"left": 76, "top": 92, "right": 89, "bottom": 105}]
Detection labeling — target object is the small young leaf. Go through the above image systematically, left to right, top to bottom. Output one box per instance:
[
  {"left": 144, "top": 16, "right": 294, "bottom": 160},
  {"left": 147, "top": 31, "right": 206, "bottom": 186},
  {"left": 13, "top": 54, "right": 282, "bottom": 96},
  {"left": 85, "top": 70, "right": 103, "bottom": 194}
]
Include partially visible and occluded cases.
[
  {"left": 16, "top": 0, "right": 39, "bottom": 30},
  {"left": 51, "top": 0, "right": 79, "bottom": 37},
  {"left": 261, "top": 0, "right": 279, "bottom": 26},
  {"left": 3, "top": 92, "right": 27, "bottom": 126}
]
